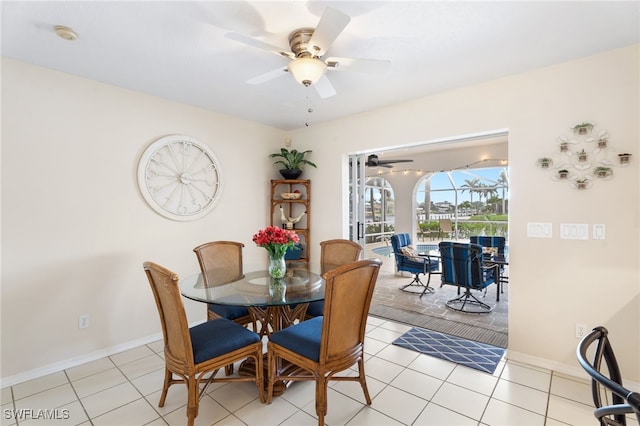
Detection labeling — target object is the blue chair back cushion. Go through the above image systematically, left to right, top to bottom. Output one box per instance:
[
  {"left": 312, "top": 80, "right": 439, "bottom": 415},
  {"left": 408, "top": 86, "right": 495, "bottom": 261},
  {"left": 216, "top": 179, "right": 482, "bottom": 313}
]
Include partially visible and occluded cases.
[
  {"left": 390, "top": 233, "right": 439, "bottom": 273},
  {"left": 470, "top": 236, "right": 506, "bottom": 257},
  {"left": 439, "top": 242, "right": 494, "bottom": 290},
  {"left": 306, "top": 301, "right": 324, "bottom": 317},
  {"left": 208, "top": 303, "right": 250, "bottom": 321},
  {"left": 269, "top": 316, "right": 323, "bottom": 362},
  {"left": 190, "top": 318, "right": 260, "bottom": 364}
]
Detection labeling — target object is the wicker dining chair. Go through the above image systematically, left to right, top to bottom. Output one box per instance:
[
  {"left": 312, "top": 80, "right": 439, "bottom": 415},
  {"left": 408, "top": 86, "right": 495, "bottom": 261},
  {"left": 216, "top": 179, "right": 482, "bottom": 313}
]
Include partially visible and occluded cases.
[
  {"left": 305, "top": 239, "right": 363, "bottom": 318},
  {"left": 193, "top": 241, "right": 254, "bottom": 327},
  {"left": 266, "top": 259, "right": 382, "bottom": 426},
  {"left": 143, "top": 262, "right": 265, "bottom": 426}
]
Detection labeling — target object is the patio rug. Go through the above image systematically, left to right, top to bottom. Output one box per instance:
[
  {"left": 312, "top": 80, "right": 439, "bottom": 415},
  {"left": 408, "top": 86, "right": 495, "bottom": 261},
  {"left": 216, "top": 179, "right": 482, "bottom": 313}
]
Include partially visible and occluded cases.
[
  {"left": 369, "top": 268, "right": 508, "bottom": 348},
  {"left": 369, "top": 305, "right": 508, "bottom": 348},
  {"left": 392, "top": 327, "right": 506, "bottom": 374}
]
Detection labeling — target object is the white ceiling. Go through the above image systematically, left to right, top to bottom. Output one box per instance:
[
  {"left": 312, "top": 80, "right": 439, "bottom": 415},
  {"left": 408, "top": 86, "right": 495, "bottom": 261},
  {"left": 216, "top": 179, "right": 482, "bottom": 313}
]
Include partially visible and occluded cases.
[{"left": 2, "top": 1, "right": 639, "bottom": 131}]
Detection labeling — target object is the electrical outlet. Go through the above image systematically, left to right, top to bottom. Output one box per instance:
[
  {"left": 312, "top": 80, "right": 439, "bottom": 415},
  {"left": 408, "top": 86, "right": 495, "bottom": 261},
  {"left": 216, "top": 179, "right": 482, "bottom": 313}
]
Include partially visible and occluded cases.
[
  {"left": 79, "top": 314, "right": 90, "bottom": 329},
  {"left": 575, "top": 323, "right": 588, "bottom": 339}
]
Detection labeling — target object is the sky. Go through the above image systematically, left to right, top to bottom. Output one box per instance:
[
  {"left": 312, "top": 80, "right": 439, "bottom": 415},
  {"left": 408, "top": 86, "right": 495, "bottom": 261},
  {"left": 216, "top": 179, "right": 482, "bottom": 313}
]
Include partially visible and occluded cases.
[{"left": 417, "top": 167, "right": 509, "bottom": 204}]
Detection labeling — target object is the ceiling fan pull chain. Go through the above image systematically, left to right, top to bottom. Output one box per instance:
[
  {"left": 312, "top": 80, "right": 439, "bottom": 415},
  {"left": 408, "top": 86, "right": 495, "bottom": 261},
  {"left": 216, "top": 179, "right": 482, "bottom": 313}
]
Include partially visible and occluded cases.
[{"left": 305, "top": 87, "right": 314, "bottom": 127}]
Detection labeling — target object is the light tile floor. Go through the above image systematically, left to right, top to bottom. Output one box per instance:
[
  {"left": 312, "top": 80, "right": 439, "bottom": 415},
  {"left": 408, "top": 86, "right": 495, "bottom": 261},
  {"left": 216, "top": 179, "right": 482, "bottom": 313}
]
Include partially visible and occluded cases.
[{"left": 1, "top": 316, "right": 631, "bottom": 426}]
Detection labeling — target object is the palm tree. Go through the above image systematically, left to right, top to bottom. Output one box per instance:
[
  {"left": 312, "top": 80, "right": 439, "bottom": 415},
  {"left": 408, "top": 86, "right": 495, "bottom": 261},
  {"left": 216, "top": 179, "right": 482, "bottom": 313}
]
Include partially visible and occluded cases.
[
  {"left": 497, "top": 170, "right": 509, "bottom": 214},
  {"left": 460, "top": 178, "right": 480, "bottom": 213},
  {"left": 475, "top": 183, "right": 497, "bottom": 213},
  {"left": 487, "top": 195, "right": 501, "bottom": 214},
  {"left": 458, "top": 200, "right": 472, "bottom": 216}
]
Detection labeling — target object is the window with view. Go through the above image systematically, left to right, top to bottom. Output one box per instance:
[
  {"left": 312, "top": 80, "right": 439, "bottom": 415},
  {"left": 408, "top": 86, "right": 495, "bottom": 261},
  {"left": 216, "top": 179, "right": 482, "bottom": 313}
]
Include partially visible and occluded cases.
[{"left": 416, "top": 167, "right": 509, "bottom": 239}]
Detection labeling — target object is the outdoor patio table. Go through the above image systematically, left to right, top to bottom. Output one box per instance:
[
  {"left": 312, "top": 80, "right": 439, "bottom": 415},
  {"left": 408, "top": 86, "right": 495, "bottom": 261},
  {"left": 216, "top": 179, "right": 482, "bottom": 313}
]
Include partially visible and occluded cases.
[{"left": 483, "top": 254, "right": 509, "bottom": 298}]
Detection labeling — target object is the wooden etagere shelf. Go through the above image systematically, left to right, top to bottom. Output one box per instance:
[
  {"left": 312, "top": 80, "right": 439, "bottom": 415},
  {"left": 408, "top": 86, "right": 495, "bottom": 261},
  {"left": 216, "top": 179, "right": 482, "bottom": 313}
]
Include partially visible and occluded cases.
[{"left": 270, "top": 179, "right": 310, "bottom": 262}]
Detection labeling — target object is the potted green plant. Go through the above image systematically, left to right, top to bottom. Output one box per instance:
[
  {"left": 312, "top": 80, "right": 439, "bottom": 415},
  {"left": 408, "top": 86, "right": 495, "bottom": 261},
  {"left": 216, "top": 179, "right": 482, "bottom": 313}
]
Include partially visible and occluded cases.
[
  {"left": 572, "top": 122, "right": 594, "bottom": 135},
  {"left": 597, "top": 136, "right": 608, "bottom": 149},
  {"left": 269, "top": 148, "right": 317, "bottom": 179},
  {"left": 577, "top": 149, "right": 588, "bottom": 162},
  {"left": 618, "top": 153, "right": 632, "bottom": 165},
  {"left": 537, "top": 157, "right": 553, "bottom": 169},
  {"left": 593, "top": 166, "right": 612, "bottom": 178},
  {"left": 575, "top": 178, "right": 589, "bottom": 189}
]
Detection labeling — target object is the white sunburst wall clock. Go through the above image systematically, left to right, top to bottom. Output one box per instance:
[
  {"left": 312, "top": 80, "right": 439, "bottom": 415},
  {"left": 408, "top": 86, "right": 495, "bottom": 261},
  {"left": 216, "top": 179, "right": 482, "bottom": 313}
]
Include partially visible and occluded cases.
[{"left": 137, "top": 135, "right": 223, "bottom": 221}]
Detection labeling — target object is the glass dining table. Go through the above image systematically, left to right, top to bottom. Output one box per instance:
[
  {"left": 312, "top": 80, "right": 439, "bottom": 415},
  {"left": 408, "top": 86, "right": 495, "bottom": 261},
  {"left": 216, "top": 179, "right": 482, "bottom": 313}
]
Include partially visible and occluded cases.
[
  {"left": 179, "top": 261, "right": 326, "bottom": 395},
  {"left": 179, "top": 261, "right": 326, "bottom": 335}
]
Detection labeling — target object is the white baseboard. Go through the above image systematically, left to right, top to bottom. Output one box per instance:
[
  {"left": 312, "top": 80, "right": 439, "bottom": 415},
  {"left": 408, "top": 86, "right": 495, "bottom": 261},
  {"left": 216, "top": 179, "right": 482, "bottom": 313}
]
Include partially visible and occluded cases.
[
  {"left": 0, "top": 320, "right": 209, "bottom": 389},
  {"left": 1, "top": 332, "right": 163, "bottom": 388},
  {"left": 506, "top": 350, "right": 640, "bottom": 392},
  {"left": 506, "top": 350, "right": 590, "bottom": 379}
]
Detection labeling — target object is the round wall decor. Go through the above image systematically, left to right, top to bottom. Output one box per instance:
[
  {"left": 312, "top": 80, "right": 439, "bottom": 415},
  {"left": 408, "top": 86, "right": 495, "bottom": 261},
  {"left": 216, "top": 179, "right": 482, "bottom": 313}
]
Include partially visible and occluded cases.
[{"left": 137, "top": 135, "right": 223, "bottom": 221}]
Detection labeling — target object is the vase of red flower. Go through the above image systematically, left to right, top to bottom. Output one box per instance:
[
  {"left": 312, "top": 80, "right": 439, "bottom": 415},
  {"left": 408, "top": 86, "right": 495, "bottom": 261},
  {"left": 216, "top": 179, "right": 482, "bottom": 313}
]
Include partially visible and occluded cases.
[
  {"left": 252, "top": 226, "right": 300, "bottom": 279},
  {"left": 267, "top": 253, "right": 286, "bottom": 279}
]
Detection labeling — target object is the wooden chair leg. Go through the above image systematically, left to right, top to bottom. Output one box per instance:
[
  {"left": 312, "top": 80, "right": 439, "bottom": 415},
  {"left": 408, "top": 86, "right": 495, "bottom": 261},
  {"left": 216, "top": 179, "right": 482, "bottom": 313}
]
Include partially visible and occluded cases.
[
  {"left": 254, "top": 351, "right": 266, "bottom": 404},
  {"left": 357, "top": 359, "right": 372, "bottom": 405},
  {"left": 159, "top": 368, "right": 171, "bottom": 406},
  {"left": 186, "top": 377, "right": 198, "bottom": 426},
  {"left": 315, "top": 377, "right": 328, "bottom": 426}
]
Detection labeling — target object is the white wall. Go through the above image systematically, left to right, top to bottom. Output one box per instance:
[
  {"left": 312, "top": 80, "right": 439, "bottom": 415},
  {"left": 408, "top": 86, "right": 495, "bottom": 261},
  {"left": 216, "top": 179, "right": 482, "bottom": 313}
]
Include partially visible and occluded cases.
[
  {"left": 2, "top": 44, "right": 638, "bottom": 386},
  {"left": 291, "top": 45, "right": 640, "bottom": 382},
  {"left": 1, "top": 58, "right": 287, "bottom": 383}
]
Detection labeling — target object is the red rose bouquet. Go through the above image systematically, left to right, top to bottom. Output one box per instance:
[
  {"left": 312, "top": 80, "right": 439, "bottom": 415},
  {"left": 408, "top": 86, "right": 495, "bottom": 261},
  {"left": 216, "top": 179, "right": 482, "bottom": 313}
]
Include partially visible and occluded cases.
[{"left": 252, "top": 226, "right": 300, "bottom": 257}]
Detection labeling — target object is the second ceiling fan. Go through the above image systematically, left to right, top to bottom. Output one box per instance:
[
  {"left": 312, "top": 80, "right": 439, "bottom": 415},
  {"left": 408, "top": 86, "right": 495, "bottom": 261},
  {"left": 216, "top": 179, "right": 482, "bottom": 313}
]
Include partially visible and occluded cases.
[
  {"left": 225, "top": 7, "right": 390, "bottom": 98},
  {"left": 366, "top": 154, "right": 413, "bottom": 168}
]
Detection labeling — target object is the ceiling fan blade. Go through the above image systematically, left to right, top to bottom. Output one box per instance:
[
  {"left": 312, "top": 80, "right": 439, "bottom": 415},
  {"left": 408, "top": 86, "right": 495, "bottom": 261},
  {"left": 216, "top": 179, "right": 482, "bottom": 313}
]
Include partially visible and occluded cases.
[
  {"left": 308, "top": 7, "right": 351, "bottom": 56},
  {"left": 225, "top": 32, "right": 294, "bottom": 59},
  {"left": 325, "top": 57, "right": 391, "bottom": 73},
  {"left": 246, "top": 66, "right": 289, "bottom": 85},
  {"left": 313, "top": 75, "right": 336, "bottom": 99},
  {"left": 379, "top": 159, "right": 413, "bottom": 164}
]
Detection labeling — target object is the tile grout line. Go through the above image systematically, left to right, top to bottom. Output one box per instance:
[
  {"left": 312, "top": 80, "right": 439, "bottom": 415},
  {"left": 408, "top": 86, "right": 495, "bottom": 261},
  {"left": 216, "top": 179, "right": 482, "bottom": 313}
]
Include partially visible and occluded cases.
[{"left": 63, "top": 369, "right": 94, "bottom": 426}]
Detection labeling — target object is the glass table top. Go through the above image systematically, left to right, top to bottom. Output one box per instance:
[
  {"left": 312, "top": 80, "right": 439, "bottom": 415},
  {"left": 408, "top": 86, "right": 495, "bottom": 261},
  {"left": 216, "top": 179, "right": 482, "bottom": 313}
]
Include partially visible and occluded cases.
[{"left": 179, "top": 262, "right": 325, "bottom": 307}]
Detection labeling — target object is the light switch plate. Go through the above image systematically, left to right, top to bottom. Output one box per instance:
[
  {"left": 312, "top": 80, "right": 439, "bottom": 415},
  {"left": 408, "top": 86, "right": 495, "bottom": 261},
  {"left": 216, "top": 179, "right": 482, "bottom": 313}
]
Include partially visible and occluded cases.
[
  {"left": 527, "top": 222, "right": 552, "bottom": 238},
  {"left": 560, "top": 223, "right": 589, "bottom": 240},
  {"left": 593, "top": 224, "right": 605, "bottom": 240}
]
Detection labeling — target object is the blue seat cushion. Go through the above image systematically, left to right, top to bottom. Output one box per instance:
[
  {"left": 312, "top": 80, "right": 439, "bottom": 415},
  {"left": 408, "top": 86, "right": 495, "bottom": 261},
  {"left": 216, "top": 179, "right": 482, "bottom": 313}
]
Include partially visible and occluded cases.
[
  {"left": 391, "top": 233, "right": 439, "bottom": 274},
  {"left": 402, "top": 257, "right": 439, "bottom": 273},
  {"left": 306, "top": 300, "right": 324, "bottom": 317},
  {"left": 208, "top": 303, "right": 249, "bottom": 321},
  {"left": 270, "top": 316, "right": 323, "bottom": 362},
  {"left": 190, "top": 318, "right": 260, "bottom": 364}
]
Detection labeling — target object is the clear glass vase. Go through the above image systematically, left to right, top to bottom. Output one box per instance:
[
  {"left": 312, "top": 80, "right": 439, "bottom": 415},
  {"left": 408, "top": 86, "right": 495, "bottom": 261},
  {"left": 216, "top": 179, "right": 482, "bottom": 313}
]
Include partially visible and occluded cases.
[
  {"left": 268, "top": 252, "right": 286, "bottom": 279},
  {"left": 269, "top": 278, "right": 287, "bottom": 302}
]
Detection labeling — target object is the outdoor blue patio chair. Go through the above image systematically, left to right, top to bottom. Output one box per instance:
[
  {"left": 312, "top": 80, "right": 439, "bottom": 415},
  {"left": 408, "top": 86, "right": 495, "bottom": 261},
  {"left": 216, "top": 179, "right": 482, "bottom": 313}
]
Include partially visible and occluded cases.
[
  {"left": 390, "top": 233, "right": 440, "bottom": 297},
  {"left": 470, "top": 235, "right": 508, "bottom": 292},
  {"left": 469, "top": 236, "right": 506, "bottom": 258},
  {"left": 438, "top": 241, "right": 499, "bottom": 313}
]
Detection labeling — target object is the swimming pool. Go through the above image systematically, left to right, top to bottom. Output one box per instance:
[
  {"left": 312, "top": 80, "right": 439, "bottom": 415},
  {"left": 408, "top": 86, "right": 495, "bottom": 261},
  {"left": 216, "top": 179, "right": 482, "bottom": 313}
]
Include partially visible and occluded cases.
[{"left": 372, "top": 244, "right": 439, "bottom": 257}]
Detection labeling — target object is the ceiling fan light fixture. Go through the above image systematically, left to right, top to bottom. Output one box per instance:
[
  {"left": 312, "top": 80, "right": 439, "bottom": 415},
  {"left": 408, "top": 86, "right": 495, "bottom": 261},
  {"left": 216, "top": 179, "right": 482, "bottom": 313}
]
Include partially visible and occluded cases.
[
  {"left": 54, "top": 25, "right": 77, "bottom": 41},
  {"left": 288, "top": 57, "right": 327, "bottom": 86}
]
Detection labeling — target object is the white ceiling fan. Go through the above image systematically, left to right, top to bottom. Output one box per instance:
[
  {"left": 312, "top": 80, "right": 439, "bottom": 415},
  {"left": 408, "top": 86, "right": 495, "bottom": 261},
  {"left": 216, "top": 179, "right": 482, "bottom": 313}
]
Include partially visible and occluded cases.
[{"left": 225, "top": 7, "right": 390, "bottom": 98}]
